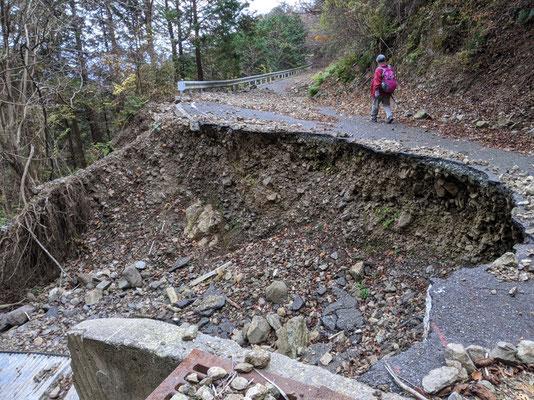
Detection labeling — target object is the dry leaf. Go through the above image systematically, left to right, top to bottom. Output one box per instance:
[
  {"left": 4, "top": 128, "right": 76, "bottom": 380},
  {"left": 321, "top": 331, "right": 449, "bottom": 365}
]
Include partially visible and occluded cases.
[{"left": 472, "top": 370, "right": 483, "bottom": 380}]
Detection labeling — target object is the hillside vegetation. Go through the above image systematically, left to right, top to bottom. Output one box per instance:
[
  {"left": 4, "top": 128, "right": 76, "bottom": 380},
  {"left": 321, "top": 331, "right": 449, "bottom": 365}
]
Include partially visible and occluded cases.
[{"left": 308, "top": 0, "right": 534, "bottom": 150}]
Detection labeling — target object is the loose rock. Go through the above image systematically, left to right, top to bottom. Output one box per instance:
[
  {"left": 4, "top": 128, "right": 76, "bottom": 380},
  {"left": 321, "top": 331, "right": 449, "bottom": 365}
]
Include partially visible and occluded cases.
[
  {"left": 265, "top": 281, "right": 288, "bottom": 304},
  {"left": 247, "top": 316, "right": 271, "bottom": 344},
  {"left": 244, "top": 348, "right": 271, "bottom": 369},
  {"left": 422, "top": 366, "right": 460, "bottom": 394}
]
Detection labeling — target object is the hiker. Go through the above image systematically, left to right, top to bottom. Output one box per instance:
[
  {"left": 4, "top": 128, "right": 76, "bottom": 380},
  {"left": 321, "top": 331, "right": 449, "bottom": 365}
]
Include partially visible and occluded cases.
[{"left": 370, "top": 54, "right": 396, "bottom": 123}]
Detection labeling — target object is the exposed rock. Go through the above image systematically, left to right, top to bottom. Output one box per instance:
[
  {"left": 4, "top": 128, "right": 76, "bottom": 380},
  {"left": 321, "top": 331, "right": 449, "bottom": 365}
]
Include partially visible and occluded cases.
[
  {"left": 414, "top": 109, "right": 431, "bottom": 120},
  {"left": 475, "top": 120, "right": 490, "bottom": 129},
  {"left": 184, "top": 201, "right": 222, "bottom": 240},
  {"left": 397, "top": 211, "right": 412, "bottom": 229},
  {"left": 492, "top": 252, "right": 519, "bottom": 268},
  {"left": 169, "top": 256, "right": 191, "bottom": 272},
  {"left": 134, "top": 261, "right": 147, "bottom": 270},
  {"left": 349, "top": 262, "right": 365, "bottom": 281},
  {"left": 122, "top": 265, "right": 143, "bottom": 288},
  {"left": 76, "top": 273, "right": 92, "bottom": 287},
  {"left": 117, "top": 278, "right": 130, "bottom": 290},
  {"left": 96, "top": 280, "right": 111, "bottom": 291},
  {"left": 265, "top": 281, "right": 288, "bottom": 304},
  {"left": 166, "top": 287, "right": 178, "bottom": 304},
  {"left": 85, "top": 289, "right": 102, "bottom": 306},
  {"left": 195, "top": 292, "right": 226, "bottom": 317},
  {"left": 291, "top": 295, "right": 304, "bottom": 311},
  {"left": 0, "top": 305, "right": 35, "bottom": 330},
  {"left": 266, "top": 314, "right": 282, "bottom": 331},
  {"left": 247, "top": 316, "right": 271, "bottom": 344},
  {"left": 276, "top": 316, "right": 309, "bottom": 358},
  {"left": 182, "top": 325, "right": 198, "bottom": 341},
  {"left": 517, "top": 340, "right": 534, "bottom": 363},
  {"left": 489, "top": 341, "right": 518, "bottom": 363},
  {"left": 445, "top": 343, "right": 476, "bottom": 373},
  {"left": 466, "top": 345, "right": 488, "bottom": 362},
  {"left": 244, "top": 348, "right": 271, "bottom": 368},
  {"left": 319, "top": 352, "right": 333, "bottom": 366},
  {"left": 445, "top": 360, "right": 468, "bottom": 381},
  {"left": 234, "top": 362, "right": 253, "bottom": 373},
  {"left": 207, "top": 366, "right": 227, "bottom": 380},
  {"left": 422, "top": 366, "right": 460, "bottom": 394},
  {"left": 230, "top": 376, "right": 249, "bottom": 391},
  {"left": 246, "top": 383, "right": 268, "bottom": 400},
  {"left": 448, "top": 392, "right": 462, "bottom": 400}
]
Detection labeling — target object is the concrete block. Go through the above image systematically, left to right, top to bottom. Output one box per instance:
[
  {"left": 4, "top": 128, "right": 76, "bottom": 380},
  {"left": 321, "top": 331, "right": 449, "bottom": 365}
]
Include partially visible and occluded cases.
[{"left": 68, "top": 318, "right": 406, "bottom": 400}]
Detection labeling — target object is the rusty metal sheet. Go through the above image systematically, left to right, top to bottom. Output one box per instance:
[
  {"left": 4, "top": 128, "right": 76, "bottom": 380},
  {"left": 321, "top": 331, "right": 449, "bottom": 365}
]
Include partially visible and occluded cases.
[
  {"left": 146, "top": 349, "right": 355, "bottom": 400},
  {"left": 0, "top": 350, "right": 79, "bottom": 399}
]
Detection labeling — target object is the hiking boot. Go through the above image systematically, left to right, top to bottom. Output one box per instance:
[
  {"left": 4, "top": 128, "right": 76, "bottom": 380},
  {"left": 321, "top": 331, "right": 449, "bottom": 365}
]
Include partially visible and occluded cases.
[
  {"left": 387, "top": 116, "right": 394, "bottom": 124},
  {"left": 370, "top": 118, "right": 377, "bottom": 122}
]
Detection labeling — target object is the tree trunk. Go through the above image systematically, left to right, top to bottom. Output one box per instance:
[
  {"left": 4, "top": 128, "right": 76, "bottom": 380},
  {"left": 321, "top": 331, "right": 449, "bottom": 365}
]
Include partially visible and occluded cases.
[
  {"left": 70, "top": 0, "right": 103, "bottom": 144},
  {"left": 144, "top": 0, "right": 155, "bottom": 64},
  {"left": 165, "top": 0, "right": 179, "bottom": 82},
  {"left": 192, "top": 0, "right": 204, "bottom": 81},
  {"left": 68, "top": 117, "right": 87, "bottom": 168}
]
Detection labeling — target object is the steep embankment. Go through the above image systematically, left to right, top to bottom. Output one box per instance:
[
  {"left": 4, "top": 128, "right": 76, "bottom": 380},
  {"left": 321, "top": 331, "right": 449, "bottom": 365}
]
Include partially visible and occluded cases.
[{"left": 311, "top": 0, "right": 534, "bottom": 153}]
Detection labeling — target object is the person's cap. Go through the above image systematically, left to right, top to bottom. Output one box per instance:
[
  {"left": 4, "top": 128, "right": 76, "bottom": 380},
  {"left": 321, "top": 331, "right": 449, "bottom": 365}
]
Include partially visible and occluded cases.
[{"left": 376, "top": 54, "right": 386, "bottom": 62}]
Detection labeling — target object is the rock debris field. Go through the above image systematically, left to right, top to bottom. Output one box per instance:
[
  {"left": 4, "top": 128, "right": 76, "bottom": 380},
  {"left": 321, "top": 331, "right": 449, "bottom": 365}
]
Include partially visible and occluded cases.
[{"left": 1, "top": 94, "right": 534, "bottom": 400}]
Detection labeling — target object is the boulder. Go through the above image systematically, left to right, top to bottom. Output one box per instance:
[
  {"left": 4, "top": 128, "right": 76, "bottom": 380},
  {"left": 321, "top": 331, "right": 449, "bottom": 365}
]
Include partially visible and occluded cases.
[
  {"left": 184, "top": 201, "right": 222, "bottom": 240},
  {"left": 492, "top": 252, "right": 518, "bottom": 268},
  {"left": 122, "top": 265, "right": 143, "bottom": 288},
  {"left": 265, "top": 281, "right": 288, "bottom": 304},
  {"left": 247, "top": 316, "right": 271, "bottom": 344},
  {"left": 276, "top": 316, "right": 309, "bottom": 358},
  {"left": 517, "top": 340, "right": 534, "bottom": 363},
  {"left": 489, "top": 341, "right": 518, "bottom": 363},
  {"left": 445, "top": 343, "right": 476, "bottom": 373},
  {"left": 466, "top": 345, "right": 489, "bottom": 363},
  {"left": 422, "top": 366, "right": 461, "bottom": 394}
]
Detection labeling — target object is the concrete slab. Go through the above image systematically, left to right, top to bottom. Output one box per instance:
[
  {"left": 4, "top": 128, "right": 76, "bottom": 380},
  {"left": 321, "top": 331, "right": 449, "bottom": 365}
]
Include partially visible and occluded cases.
[{"left": 68, "top": 318, "right": 407, "bottom": 400}]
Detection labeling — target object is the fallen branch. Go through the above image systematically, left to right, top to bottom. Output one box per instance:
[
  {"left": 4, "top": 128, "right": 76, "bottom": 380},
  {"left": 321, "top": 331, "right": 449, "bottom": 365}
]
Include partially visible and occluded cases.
[
  {"left": 21, "top": 222, "right": 72, "bottom": 279},
  {"left": 189, "top": 261, "right": 231, "bottom": 287},
  {"left": 0, "top": 300, "right": 24, "bottom": 310},
  {"left": 384, "top": 362, "right": 428, "bottom": 400}
]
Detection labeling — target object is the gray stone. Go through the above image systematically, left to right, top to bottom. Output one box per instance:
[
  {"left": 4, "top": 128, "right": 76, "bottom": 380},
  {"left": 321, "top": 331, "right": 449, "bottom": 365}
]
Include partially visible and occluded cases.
[
  {"left": 414, "top": 109, "right": 431, "bottom": 120},
  {"left": 475, "top": 120, "right": 490, "bottom": 129},
  {"left": 396, "top": 211, "right": 412, "bottom": 229},
  {"left": 492, "top": 252, "right": 519, "bottom": 268},
  {"left": 169, "top": 256, "right": 191, "bottom": 272},
  {"left": 134, "top": 261, "right": 147, "bottom": 270},
  {"left": 349, "top": 262, "right": 365, "bottom": 281},
  {"left": 122, "top": 265, "right": 143, "bottom": 288},
  {"left": 76, "top": 273, "right": 92, "bottom": 287},
  {"left": 117, "top": 278, "right": 130, "bottom": 290},
  {"left": 96, "top": 280, "right": 111, "bottom": 291},
  {"left": 265, "top": 281, "right": 288, "bottom": 304},
  {"left": 317, "top": 285, "right": 327, "bottom": 296},
  {"left": 167, "top": 287, "right": 178, "bottom": 304},
  {"left": 85, "top": 289, "right": 102, "bottom": 306},
  {"left": 195, "top": 293, "right": 226, "bottom": 317},
  {"left": 291, "top": 295, "right": 304, "bottom": 311},
  {"left": 175, "top": 298, "right": 196, "bottom": 309},
  {"left": 1, "top": 305, "right": 35, "bottom": 330},
  {"left": 335, "top": 308, "right": 363, "bottom": 332},
  {"left": 266, "top": 314, "right": 282, "bottom": 331},
  {"left": 321, "top": 315, "right": 337, "bottom": 331},
  {"left": 247, "top": 316, "right": 271, "bottom": 344},
  {"left": 276, "top": 316, "right": 308, "bottom": 358},
  {"left": 182, "top": 325, "right": 198, "bottom": 341},
  {"left": 517, "top": 340, "right": 534, "bottom": 363},
  {"left": 489, "top": 341, "right": 518, "bottom": 363},
  {"left": 445, "top": 343, "right": 476, "bottom": 373},
  {"left": 466, "top": 345, "right": 488, "bottom": 362},
  {"left": 244, "top": 348, "right": 271, "bottom": 369},
  {"left": 320, "top": 352, "right": 333, "bottom": 366},
  {"left": 445, "top": 360, "right": 468, "bottom": 381},
  {"left": 234, "top": 362, "right": 253, "bottom": 373},
  {"left": 207, "top": 366, "right": 227, "bottom": 380},
  {"left": 422, "top": 366, "right": 460, "bottom": 394},
  {"left": 230, "top": 376, "right": 249, "bottom": 391},
  {"left": 480, "top": 380, "right": 496, "bottom": 393},
  {"left": 246, "top": 383, "right": 267, "bottom": 400},
  {"left": 196, "top": 386, "right": 214, "bottom": 400},
  {"left": 170, "top": 393, "right": 188, "bottom": 400},
  {"left": 447, "top": 393, "right": 462, "bottom": 400},
  {"left": 225, "top": 395, "right": 245, "bottom": 400}
]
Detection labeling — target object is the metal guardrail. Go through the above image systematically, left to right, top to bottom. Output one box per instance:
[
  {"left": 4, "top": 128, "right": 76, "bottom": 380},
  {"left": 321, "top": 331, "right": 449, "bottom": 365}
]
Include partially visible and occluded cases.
[{"left": 177, "top": 63, "right": 312, "bottom": 94}]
